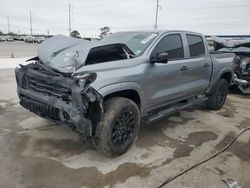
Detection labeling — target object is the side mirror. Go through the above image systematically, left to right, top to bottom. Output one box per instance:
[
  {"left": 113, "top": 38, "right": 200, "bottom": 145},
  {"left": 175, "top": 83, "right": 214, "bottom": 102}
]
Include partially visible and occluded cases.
[{"left": 151, "top": 52, "right": 169, "bottom": 64}]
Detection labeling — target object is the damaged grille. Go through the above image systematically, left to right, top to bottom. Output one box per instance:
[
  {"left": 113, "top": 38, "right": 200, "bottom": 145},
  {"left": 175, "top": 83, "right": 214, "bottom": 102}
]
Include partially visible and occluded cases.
[
  {"left": 22, "top": 64, "right": 73, "bottom": 102},
  {"left": 25, "top": 76, "right": 71, "bottom": 100},
  {"left": 20, "top": 97, "right": 61, "bottom": 120}
]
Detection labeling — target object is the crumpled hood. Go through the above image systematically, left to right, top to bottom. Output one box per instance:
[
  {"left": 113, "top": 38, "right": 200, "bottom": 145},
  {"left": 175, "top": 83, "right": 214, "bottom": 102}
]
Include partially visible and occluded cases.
[
  {"left": 37, "top": 35, "right": 133, "bottom": 73},
  {"left": 38, "top": 35, "right": 99, "bottom": 72},
  {"left": 212, "top": 36, "right": 250, "bottom": 54}
]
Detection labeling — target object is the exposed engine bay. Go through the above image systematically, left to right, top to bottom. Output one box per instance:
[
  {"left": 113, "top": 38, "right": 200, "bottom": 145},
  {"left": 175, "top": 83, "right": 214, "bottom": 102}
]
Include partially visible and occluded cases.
[
  {"left": 36, "top": 34, "right": 146, "bottom": 72},
  {"left": 212, "top": 36, "right": 250, "bottom": 94},
  {"left": 84, "top": 43, "right": 135, "bottom": 66}
]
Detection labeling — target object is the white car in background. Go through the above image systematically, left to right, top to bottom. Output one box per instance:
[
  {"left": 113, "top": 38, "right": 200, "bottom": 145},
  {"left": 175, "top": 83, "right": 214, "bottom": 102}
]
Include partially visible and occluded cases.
[
  {"left": 0, "top": 36, "right": 7, "bottom": 42},
  {"left": 6, "top": 36, "right": 14, "bottom": 42},
  {"left": 24, "top": 36, "right": 35, "bottom": 43},
  {"left": 34, "top": 36, "right": 45, "bottom": 43}
]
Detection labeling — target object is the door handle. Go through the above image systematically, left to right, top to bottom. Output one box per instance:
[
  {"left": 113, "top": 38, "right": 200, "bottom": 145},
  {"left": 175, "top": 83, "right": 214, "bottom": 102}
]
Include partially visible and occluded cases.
[
  {"left": 203, "top": 63, "right": 210, "bottom": 67},
  {"left": 180, "top": 66, "right": 188, "bottom": 71}
]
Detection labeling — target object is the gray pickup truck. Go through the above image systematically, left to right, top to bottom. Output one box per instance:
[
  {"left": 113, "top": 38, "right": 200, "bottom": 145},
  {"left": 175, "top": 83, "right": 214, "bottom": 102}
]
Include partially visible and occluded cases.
[{"left": 15, "top": 30, "right": 235, "bottom": 156}]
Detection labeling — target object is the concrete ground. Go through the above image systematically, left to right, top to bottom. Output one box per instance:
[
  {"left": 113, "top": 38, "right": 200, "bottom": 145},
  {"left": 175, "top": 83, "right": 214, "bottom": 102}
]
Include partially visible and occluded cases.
[
  {"left": 0, "top": 41, "right": 38, "bottom": 58},
  {"left": 0, "top": 69, "right": 250, "bottom": 188}
]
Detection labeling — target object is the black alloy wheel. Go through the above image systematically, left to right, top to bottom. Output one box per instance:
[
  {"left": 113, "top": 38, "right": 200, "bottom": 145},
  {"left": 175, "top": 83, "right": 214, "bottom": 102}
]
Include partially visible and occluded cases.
[{"left": 111, "top": 108, "right": 136, "bottom": 147}]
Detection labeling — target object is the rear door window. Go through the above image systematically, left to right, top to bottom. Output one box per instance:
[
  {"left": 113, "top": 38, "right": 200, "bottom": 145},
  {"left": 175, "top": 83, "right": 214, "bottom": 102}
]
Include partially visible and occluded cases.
[
  {"left": 153, "top": 34, "right": 184, "bottom": 60},
  {"left": 187, "top": 34, "right": 205, "bottom": 57}
]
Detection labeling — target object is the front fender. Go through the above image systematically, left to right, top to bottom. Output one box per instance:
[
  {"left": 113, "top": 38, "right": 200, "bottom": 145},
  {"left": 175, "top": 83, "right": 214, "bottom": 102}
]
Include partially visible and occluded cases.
[{"left": 98, "top": 82, "right": 146, "bottom": 115}]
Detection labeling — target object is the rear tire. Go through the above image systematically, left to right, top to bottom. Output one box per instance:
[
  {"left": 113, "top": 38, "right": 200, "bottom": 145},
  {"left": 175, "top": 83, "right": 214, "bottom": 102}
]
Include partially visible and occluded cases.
[
  {"left": 206, "top": 78, "right": 228, "bottom": 110},
  {"left": 92, "top": 97, "right": 140, "bottom": 157}
]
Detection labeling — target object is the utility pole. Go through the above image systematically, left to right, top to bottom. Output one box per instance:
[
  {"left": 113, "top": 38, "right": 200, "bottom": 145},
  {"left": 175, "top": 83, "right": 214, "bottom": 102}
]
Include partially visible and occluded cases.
[
  {"left": 154, "top": 0, "right": 160, "bottom": 29},
  {"left": 69, "top": 3, "right": 72, "bottom": 36},
  {"left": 29, "top": 11, "right": 33, "bottom": 36},
  {"left": 7, "top": 16, "right": 10, "bottom": 33}
]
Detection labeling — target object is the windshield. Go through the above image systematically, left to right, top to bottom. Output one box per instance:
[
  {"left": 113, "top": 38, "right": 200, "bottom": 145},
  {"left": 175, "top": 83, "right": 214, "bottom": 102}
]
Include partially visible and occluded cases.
[{"left": 100, "top": 32, "right": 158, "bottom": 56}]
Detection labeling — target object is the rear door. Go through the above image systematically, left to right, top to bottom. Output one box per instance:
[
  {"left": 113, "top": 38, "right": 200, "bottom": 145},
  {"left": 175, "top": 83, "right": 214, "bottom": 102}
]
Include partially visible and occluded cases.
[{"left": 181, "top": 34, "right": 212, "bottom": 95}]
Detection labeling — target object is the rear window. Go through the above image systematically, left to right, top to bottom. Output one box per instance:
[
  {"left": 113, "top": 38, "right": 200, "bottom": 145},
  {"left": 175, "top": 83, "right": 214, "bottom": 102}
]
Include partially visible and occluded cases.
[{"left": 187, "top": 34, "right": 205, "bottom": 57}]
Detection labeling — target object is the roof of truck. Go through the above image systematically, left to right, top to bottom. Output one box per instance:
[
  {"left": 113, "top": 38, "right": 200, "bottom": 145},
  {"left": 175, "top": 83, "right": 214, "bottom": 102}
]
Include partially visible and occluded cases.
[{"left": 115, "top": 30, "right": 203, "bottom": 36}]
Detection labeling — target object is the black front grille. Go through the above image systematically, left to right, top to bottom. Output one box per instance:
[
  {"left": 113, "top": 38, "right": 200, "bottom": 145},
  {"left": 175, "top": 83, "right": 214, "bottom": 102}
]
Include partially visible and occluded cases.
[
  {"left": 22, "top": 68, "right": 73, "bottom": 102},
  {"left": 25, "top": 76, "right": 72, "bottom": 100},
  {"left": 20, "top": 97, "right": 61, "bottom": 120}
]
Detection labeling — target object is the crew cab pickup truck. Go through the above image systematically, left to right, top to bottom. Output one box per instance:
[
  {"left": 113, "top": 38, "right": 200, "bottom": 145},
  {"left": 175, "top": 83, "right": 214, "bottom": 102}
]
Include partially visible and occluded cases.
[{"left": 15, "top": 30, "right": 235, "bottom": 156}]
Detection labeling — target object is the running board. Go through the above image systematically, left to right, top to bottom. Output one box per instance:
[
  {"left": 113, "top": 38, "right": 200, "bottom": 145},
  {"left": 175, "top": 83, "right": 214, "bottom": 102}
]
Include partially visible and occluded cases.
[{"left": 145, "top": 95, "right": 208, "bottom": 124}]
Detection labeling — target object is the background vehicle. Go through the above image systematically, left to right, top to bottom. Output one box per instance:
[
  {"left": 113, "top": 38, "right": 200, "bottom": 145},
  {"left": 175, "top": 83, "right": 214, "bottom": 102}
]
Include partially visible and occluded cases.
[
  {"left": 15, "top": 30, "right": 235, "bottom": 157},
  {"left": 0, "top": 36, "right": 7, "bottom": 42},
  {"left": 5, "top": 36, "right": 14, "bottom": 42},
  {"left": 13, "top": 36, "right": 25, "bottom": 41},
  {"left": 24, "top": 36, "right": 34, "bottom": 43},
  {"left": 34, "top": 36, "right": 45, "bottom": 43}
]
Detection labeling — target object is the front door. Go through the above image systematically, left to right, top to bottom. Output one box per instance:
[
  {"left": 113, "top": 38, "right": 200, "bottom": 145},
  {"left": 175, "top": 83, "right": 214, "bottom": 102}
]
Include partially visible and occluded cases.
[{"left": 144, "top": 33, "right": 192, "bottom": 110}]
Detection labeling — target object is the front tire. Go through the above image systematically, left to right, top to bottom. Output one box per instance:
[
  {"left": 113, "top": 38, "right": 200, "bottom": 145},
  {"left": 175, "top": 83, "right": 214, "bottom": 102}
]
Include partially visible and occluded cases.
[
  {"left": 206, "top": 78, "right": 228, "bottom": 110},
  {"left": 93, "top": 97, "right": 140, "bottom": 157}
]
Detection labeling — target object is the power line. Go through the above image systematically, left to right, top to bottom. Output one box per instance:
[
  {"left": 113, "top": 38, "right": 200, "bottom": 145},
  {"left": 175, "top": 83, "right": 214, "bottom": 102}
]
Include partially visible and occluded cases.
[
  {"left": 72, "top": 0, "right": 155, "bottom": 17},
  {"left": 75, "top": 0, "right": 154, "bottom": 10},
  {"left": 77, "top": 0, "right": 125, "bottom": 9},
  {"left": 3, "top": 1, "right": 250, "bottom": 35},
  {"left": 161, "top": 4, "right": 250, "bottom": 11},
  {"left": 73, "top": 10, "right": 154, "bottom": 22},
  {"left": 160, "top": 21, "right": 250, "bottom": 27}
]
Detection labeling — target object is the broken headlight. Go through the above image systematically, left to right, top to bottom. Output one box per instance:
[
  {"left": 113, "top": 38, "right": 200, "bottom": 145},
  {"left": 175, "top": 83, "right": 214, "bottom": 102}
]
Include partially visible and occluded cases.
[
  {"left": 59, "top": 51, "right": 80, "bottom": 72},
  {"left": 239, "top": 58, "right": 250, "bottom": 73},
  {"left": 72, "top": 72, "right": 97, "bottom": 89}
]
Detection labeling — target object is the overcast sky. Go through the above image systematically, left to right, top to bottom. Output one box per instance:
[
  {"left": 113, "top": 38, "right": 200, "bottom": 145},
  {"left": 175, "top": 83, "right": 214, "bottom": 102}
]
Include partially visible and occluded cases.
[{"left": 0, "top": 0, "right": 250, "bottom": 37}]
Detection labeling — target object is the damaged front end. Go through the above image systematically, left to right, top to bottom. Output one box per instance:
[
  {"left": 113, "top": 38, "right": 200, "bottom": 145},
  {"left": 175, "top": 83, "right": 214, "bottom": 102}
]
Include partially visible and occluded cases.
[
  {"left": 212, "top": 36, "right": 250, "bottom": 94},
  {"left": 233, "top": 56, "right": 250, "bottom": 93},
  {"left": 15, "top": 61, "right": 103, "bottom": 136}
]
